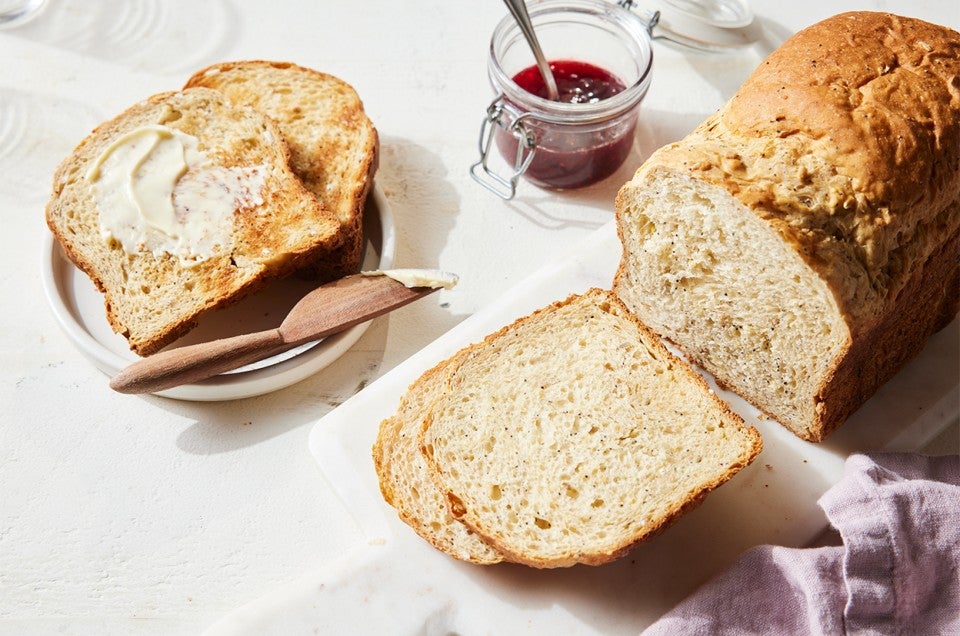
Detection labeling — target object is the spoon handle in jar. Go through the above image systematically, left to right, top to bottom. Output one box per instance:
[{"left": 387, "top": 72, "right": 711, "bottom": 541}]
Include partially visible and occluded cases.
[{"left": 501, "top": 0, "right": 559, "bottom": 101}]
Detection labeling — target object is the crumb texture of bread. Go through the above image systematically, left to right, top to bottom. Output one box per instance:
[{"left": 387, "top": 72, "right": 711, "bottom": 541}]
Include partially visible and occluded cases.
[
  {"left": 615, "top": 12, "right": 960, "bottom": 441},
  {"left": 186, "top": 61, "right": 379, "bottom": 280},
  {"left": 45, "top": 87, "right": 342, "bottom": 355},
  {"left": 418, "top": 289, "right": 761, "bottom": 568},
  {"left": 373, "top": 352, "right": 504, "bottom": 565}
]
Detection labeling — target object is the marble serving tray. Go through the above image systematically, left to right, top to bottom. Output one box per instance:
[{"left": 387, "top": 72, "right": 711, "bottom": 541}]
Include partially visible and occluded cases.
[{"left": 206, "top": 220, "right": 958, "bottom": 635}]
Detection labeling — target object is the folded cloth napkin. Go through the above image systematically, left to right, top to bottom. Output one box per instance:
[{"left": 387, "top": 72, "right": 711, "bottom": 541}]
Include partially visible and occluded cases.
[{"left": 643, "top": 452, "right": 960, "bottom": 635}]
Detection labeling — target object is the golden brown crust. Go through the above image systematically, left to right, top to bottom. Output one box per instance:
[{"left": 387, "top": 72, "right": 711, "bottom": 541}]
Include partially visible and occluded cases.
[
  {"left": 644, "top": 13, "right": 960, "bottom": 328},
  {"left": 727, "top": 13, "right": 959, "bottom": 212},
  {"left": 185, "top": 60, "right": 379, "bottom": 281},
  {"left": 809, "top": 210, "right": 959, "bottom": 441}
]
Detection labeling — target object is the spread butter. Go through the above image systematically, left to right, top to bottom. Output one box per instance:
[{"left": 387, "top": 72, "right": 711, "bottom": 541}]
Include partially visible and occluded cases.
[
  {"left": 87, "top": 124, "right": 266, "bottom": 266},
  {"left": 361, "top": 269, "right": 460, "bottom": 290}
]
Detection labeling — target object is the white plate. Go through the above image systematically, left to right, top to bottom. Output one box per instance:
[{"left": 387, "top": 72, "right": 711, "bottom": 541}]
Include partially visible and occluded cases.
[
  {"left": 41, "top": 183, "right": 395, "bottom": 401},
  {"left": 204, "top": 221, "right": 958, "bottom": 634}
]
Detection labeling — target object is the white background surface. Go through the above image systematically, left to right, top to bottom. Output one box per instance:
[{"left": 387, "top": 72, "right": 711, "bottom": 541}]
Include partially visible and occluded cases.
[{"left": 1, "top": 1, "right": 957, "bottom": 634}]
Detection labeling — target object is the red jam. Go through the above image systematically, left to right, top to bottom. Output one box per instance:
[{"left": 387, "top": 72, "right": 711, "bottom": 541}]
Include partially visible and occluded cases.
[
  {"left": 512, "top": 59, "right": 627, "bottom": 103},
  {"left": 495, "top": 60, "right": 637, "bottom": 190}
]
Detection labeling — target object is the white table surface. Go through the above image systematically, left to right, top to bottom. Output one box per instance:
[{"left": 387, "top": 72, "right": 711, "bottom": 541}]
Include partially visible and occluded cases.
[{"left": 2, "top": 1, "right": 957, "bottom": 634}]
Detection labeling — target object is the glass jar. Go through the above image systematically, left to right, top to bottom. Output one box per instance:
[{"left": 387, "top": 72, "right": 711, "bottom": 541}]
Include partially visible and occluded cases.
[{"left": 471, "top": 0, "right": 654, "bottom": 199}]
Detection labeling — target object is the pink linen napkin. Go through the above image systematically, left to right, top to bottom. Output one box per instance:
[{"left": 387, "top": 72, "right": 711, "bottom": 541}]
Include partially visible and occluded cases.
[{"left": 643, "top": 453, "right": 960, "bottom": 635}]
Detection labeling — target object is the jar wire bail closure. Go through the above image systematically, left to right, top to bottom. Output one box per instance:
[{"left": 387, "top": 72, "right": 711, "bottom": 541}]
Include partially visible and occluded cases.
[{"left": 470, "top": 97, "right": 538, "bottom": 200}]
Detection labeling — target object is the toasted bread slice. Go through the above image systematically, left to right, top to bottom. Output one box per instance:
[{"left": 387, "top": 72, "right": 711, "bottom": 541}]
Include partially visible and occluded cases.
[
  {"left": 185, "top": 61, "right": 379, "bottom": 280},
  {"left": 45, "top": 87, "right": 342, "bottom": 355},
  {"left": 419, "top": 289, "right": 762, "bottom": 568},
  {"left": 373, "top": 351, "right": 505, "bottom": 565}
]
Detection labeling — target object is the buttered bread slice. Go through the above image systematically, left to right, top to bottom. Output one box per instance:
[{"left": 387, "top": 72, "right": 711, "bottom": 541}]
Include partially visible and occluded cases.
[
  {"left": 186, "top": 61, "right": 379, "bottom": 281},
  {"left": 45, "top": 87, "right": 342, "bottom": 355},
  {"left": 417, "top": 289, "right": 761, "bottom": 568}
]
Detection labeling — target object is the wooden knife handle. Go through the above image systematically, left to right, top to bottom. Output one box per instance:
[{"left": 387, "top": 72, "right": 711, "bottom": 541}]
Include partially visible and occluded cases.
[{"left": 109, "top": 328, "right": 286, "bottom": 394}]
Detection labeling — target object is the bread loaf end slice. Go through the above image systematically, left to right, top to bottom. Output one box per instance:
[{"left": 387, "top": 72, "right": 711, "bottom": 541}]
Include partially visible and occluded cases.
[{"left": 373, "top": 352, "right": 504, "bottom": 565}]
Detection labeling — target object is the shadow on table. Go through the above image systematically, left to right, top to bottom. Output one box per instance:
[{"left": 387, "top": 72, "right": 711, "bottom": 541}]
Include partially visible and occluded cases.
[
  {"left": 373, "top": 135, "right": 462, "bottom": 279},
  {"left": 165, "top": 136, "right": 464, "bottom": 455},
  {"left": 167, "top": 319, "right": 392, "bottom": 456}
]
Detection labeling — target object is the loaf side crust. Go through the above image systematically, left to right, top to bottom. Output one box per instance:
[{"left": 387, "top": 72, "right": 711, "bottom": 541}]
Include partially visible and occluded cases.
[{"left": 811, "top": 209, "right": 959, "bottom": 440}]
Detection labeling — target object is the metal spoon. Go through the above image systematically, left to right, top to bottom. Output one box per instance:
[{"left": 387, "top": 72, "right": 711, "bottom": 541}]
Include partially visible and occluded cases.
[{"left": 501, "top": 0, "right": 560, "bottom": 101}]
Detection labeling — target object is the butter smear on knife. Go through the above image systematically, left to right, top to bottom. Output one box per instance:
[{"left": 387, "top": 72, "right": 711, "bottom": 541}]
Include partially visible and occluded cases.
[{"left": 361, "top": 268, "right": 459, "bottom": 290}]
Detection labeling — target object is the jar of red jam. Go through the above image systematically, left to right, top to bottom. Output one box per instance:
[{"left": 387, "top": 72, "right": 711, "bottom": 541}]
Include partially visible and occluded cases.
[{"left": 471, "top": 0, "right": 654, "bottom": 198}]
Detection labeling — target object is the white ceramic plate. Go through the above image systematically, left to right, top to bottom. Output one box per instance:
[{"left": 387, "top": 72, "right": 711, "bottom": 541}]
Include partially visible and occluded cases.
[
  {"left": 41, "top": 183, "right": 395, "bottom": 401},
  {"left": 204, "top": 221, "right": 958, "bottom": 634}
]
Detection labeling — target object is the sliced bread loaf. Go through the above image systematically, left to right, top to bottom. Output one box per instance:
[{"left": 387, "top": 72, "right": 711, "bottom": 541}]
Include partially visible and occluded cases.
[
  {"left": 614, "top": 12, "right": 960, "bottom": 441},
  {"left": 185, "top": 61, "right": 379, "bottom": 280},
  {"left": 45, "top": 87, "right": 343, "bottom": 355},
  {"left": 418, "top": 289, "right": 761, "bottom": 568},
  {"left": 373, "top": 352, "right": 504, "bottom": 565}
]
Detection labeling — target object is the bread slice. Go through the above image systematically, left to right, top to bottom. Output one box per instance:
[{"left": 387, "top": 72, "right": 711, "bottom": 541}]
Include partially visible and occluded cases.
[
  {"left": 614, "top": 12, "right": 960, "bottom": 441},
  {"left": 185, "top": 61, "right": 379, "bottom": 281},
  {"left": 45, "top": 87, "right": 343, "bottom": 355},
  {"left": 418, "top": 289, "right": 762, "bottom": 568},
  {"left": 373, "top": 352, "right": 505, "bottom": 565}
]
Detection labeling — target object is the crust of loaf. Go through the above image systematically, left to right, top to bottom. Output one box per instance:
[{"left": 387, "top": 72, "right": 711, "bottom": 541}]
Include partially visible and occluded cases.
[
  {"left": 614, "top": 12, "right": 960, "bottom": 441},
  {"left": 185, "top": 60, "right": 379, "bottom": 281},
  {"left": 45, "top": 88, "right": 342, "bottom": 355},
  {"left": 811, "top": 214, "right": 959, "bottom": 441},
  {"left": 419, "top": 289, "right": 762, "bottom": 568},
  {"left": 373, "top": 351, "right": 505, "bottom": 564}
]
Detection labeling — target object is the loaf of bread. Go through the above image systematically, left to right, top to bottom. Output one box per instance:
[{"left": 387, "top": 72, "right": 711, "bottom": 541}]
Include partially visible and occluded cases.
[
  {"left": 614, "top": 12, "right": 960, "bottom": 441},
  {"left": 185, "top": 61, "right": 379, "bottom": 281},
  {"left": 45, "top": 88, "right": 343, "bottom": 355},
  {"left": 377, "top": 289, "right": 761, "bottom": 567}
]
